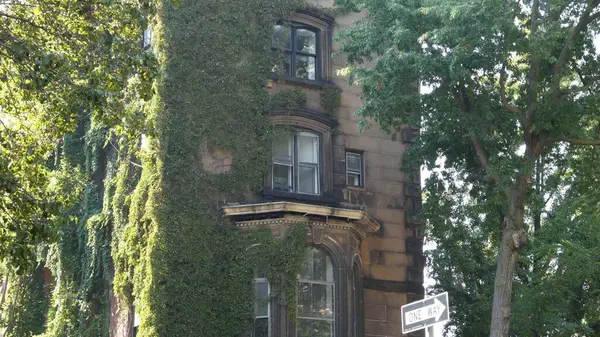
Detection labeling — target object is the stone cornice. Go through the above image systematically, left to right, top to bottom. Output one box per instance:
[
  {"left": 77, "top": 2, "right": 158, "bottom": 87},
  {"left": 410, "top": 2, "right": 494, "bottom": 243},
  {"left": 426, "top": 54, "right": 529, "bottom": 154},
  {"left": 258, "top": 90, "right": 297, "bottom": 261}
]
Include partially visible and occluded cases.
[{"left": 222, "top": 201, "right": 380, "bottom": 236}]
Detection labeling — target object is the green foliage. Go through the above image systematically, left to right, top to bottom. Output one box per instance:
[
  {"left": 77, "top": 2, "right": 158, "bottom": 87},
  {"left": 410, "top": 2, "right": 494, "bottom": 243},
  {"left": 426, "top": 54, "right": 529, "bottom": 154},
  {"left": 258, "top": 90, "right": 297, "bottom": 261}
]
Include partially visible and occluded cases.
[
  {"left": 0, "top": 0, "right": 155, "bottom": 270},
  {"left": 4, "top": 0, "right": 315, "bottom": 336},
  {"left": 336, "top": 0, "right": 600, "bottom": 335},
  {"left": 109, "top": 1, "right": 308, "bottom": 336},
  {"left": 320, "top": 84, "right": 342, "bottom": 116},
  {"left": 269, "top": 88, "right": 308, "bottom": 111},
  {"left": 248, "top": 225, "right": 307, "bottom": 322},
  {"left": 1, "top": 265, "right": 49, "bottom": 337}
]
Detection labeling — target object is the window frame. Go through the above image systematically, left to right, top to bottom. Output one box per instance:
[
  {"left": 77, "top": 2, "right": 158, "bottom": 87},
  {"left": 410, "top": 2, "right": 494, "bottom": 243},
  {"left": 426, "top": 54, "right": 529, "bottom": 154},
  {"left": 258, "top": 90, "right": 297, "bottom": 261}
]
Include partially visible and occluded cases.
[
  {"left": 272, "top": 23, "right": 321, "bottom": 81},
  {"left": 142, "top": 26, "right": 152, "bottom": 50},
  {"left": 271, "top": 129, "right": 322, "bottom": 196},
  {"left": 345, "top": 151, "right": 364, "bottom": 188},
  {"left": 296, "top": 246, "right": 336, "bottom": 337},
  {"left": 252, "top": 277, "right": 271, "bottom": 337}
]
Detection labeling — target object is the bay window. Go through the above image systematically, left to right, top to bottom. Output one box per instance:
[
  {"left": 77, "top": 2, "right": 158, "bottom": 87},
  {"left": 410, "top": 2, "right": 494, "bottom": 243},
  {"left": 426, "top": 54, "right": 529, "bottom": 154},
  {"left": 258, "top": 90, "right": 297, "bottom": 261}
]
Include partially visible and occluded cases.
[{"left": 272, "top": 131, "right": 320, "bottom": 195}]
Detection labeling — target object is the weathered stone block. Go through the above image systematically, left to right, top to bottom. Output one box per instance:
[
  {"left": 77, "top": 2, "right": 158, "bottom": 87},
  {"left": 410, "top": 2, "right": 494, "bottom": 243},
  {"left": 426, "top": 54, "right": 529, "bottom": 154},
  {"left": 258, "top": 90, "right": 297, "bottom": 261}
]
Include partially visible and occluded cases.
[{"left": 365, "top": 304, "right": 387, "bottom": 321}]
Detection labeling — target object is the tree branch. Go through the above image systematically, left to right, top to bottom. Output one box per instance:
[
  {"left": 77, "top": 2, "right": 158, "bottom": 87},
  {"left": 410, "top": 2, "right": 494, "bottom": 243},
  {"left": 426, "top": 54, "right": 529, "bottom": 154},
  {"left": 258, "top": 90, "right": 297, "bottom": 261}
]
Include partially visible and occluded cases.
[
  {"left": 525, "top": 0, "right": 541, "bottom": 128},
  {"left": 551, "top": 3, "right": 599, "bottom": 95},
  {"left": 587, "top": 11, "right": 600, "bottom": 24},
  {"left": 0, "top": 12, "right": 47, "bottom": 32},
  {"left": 500, "top": 65, "right": 521, "bottom": 113},
  {"left": 453, "top": 84, "right": 501, "bottom": 184},
  {"left": 471, "top": 136, "right": 501, "bottom": 183},
  {"left": 547, "top": 137, "right": 600, "bottom": 145}
]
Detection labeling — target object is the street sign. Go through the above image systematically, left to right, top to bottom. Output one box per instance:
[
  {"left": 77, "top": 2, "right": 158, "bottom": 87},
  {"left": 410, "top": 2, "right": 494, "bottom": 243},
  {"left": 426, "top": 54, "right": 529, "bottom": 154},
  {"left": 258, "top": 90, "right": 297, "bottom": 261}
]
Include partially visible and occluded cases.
[{"left": 401, "top": 292, "right": 449, "bottom": 334}]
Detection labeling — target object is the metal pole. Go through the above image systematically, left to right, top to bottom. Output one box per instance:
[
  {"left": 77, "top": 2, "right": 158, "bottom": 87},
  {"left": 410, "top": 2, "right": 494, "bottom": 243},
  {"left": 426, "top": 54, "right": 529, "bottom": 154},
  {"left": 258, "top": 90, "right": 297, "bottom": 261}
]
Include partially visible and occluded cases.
[{"left": 427, "top": 325, "right": 435, "bottom": 337}]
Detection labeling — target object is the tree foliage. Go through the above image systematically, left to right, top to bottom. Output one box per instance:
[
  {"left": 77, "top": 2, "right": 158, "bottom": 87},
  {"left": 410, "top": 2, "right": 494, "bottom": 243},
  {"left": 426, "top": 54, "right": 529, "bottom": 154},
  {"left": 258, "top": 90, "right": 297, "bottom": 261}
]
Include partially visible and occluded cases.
[
  {"left": 0, "top": 0, "right": 155, "bottom": 271},
  {"left": 335, "top": 0, "right": 600, "bottom": 336}
]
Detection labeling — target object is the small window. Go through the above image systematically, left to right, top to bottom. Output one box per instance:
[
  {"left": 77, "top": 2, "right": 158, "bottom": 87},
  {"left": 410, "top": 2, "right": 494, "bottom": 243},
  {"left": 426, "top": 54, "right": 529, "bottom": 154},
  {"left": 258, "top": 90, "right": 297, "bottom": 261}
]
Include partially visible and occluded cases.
[
  {"left": 272, "top": 24, "right": 319, "bottom": 80},
  {"left": 143, "top": 26, "right": 152, "bottom": 50},
  {"left": 272, "top": 130, "right": 320, "bottom": 195},
  {"left": 346, "top": 152, "right": 363, "bottom": 187},
  {"left": 297, "top": 247, "right": 335, "bottom": 337},
  {"left": 253, "top": 277, "right": 270, "bottom": 337},
  {"left": 132, "top": 308, "right": 140, "bottom": 337}
]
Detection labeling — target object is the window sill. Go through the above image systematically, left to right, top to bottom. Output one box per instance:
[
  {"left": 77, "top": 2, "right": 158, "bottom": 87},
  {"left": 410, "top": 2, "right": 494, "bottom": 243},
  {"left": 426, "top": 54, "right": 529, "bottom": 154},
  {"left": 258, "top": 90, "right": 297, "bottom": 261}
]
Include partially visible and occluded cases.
[
  {"left": 270, "top": 73, "right": 330, "bottom": 89},
  {"left": 345, "top": 185, "right": 366, "bottom": 191},
  {"left": 261, "top": 188, "right": 338, "bottom": 206}
]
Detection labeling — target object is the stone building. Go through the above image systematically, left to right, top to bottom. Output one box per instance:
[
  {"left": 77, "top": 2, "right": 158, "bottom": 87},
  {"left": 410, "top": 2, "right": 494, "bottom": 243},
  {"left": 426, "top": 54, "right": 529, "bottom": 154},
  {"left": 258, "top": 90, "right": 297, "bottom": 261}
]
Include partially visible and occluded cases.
[
  {"left": 127, "top": 1, "right": 424, "bottom": 337},
  {"left": 220, "top": 2, "right": 424, "bottom": 337}
]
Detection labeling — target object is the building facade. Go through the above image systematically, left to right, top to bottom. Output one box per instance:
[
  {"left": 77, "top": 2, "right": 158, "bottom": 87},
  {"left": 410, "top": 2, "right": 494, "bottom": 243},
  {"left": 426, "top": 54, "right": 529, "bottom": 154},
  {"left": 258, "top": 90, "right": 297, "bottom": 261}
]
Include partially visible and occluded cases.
[
  {"left": 122, "top": 1, "right": 424, "bottom": 337},
  {"left": 219, "top": 2, "right": 425, "bottom": 337}
]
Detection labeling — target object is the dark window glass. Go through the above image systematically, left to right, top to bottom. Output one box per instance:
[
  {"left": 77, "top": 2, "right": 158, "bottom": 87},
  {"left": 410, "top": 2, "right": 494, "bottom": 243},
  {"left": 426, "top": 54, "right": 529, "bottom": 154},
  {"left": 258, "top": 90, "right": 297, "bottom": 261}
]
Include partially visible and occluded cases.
[
  {"left": 272, "top": 25, "right": 318, "bottom": 80},
  {"left": 253, "top": 278, "right": 269, "bottom": 337}
]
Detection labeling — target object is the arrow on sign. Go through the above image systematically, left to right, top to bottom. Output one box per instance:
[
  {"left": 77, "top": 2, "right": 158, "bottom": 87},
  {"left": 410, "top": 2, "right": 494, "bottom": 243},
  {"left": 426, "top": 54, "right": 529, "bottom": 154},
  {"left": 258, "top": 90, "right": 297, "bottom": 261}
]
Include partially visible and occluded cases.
[{"left": 404, "top": 298, "right": 446, "bottom": 325}]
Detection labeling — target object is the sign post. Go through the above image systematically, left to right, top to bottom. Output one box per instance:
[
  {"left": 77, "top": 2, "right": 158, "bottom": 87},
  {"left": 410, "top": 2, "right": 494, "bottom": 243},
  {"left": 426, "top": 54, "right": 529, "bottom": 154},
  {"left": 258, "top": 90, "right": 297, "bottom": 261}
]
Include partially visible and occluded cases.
[{"left": 401, "top": 292, "right": 449, "bottom": 335}]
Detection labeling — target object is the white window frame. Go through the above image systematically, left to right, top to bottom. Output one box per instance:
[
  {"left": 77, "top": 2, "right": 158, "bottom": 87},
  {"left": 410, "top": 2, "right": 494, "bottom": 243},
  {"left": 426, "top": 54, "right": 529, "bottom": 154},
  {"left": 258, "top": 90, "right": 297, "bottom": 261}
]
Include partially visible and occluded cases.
[
  {"left": 143, "top": 26, "right": 152, "bottom": 50},
  {"left": 272, "top": 130, "right": 320, "bottom": 195},
  {"left": 345, "top": 152, "right": 363, "bottom": 188},
  {"left": 296, "top": 247, "right": 335, "bottom": 337}
]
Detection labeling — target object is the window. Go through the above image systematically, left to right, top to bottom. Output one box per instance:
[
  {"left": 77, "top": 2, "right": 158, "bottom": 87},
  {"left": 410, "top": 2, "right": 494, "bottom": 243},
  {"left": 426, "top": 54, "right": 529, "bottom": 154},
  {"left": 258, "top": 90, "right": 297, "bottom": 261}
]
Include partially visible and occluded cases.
[
  {"left": 272, "top": 24, "right": 319, "bottom": 80},
  {"left": 143, "top": 26, "right": 152, "bottom": 50},
  {"left": 272, "top": 131, "right": 320, "bottom": 195},
  {"left": 346, "top": 152, "right": 363, "bottom": 187},
  {"left": 297, "top": 247, "right": 335, "bottom": 337},
  {"left": 253, "top": 277, "right": 270, "bottom": 337},
  {"left": 132, "top": 308, "right": 140, "bottom": 337}
]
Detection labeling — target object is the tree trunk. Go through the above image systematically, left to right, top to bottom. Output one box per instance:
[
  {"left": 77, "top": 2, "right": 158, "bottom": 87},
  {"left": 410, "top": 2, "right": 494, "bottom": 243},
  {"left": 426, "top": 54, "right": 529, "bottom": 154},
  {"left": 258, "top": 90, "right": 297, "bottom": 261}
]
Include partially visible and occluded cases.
[{"left": 489, "top": 193, "right": 527, "bottom": 337}]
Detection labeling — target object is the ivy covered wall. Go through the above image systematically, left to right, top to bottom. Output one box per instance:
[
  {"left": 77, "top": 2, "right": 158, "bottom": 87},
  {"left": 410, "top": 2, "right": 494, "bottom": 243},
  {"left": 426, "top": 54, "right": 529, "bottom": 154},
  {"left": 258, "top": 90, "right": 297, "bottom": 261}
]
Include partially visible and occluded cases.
[{"left": 1, "top": 0, "right": 332, "bottom": 336}]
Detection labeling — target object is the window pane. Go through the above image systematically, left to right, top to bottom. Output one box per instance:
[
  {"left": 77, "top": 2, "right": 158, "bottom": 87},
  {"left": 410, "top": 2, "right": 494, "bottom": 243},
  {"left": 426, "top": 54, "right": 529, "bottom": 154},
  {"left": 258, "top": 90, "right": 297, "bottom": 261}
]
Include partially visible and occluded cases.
[
  {"left": 272, "top": 25, "right": 291, "bottom": 49},
  {"left": 143, "top": 27, "right": 152, "bottom": 49},
  {"left": 296, "top": 29, "right": 316, "bottom": 54},
  {"left": 272, "top": 50, "right": 291, "bottom": 76},
  {"left": 295, "top": 55, "right": 316, "bottom": 80},
  {"left": 273, "top": 133, "right": 293, "bottom": 164},
  {"left": 298, "top": 133, "right": 318, "bottom": 164},
  {"left": 346, "top": 153, "right": 361, "bottom": 172},
  {"left": 273, "top": 164, "right": 292, "bottom": 191},
  {"left": 298, "top": 165, "right": 317, "bottom": 194},
  {"left": 347, "top": 173, "right": 361, "bottom": 187},
  {"left": 313, "top": 248, "right": 327, "bottom": 281},
  {"left": 300, "top": 249, "right": 313, "bottom": 279},
  {"left": 254, "top": 282, "right": 269, "bottom": 317},
  {"left": 298, "top": 282, "right": 312, "bottom": 317},
  {"left": 312, "top": 284, "right": 334, "bottom": 318},
  {"left": 253, "top": 318, "right": 268, "bottom": 337},
  {"left": 297, "top": 319, "right": 312, "bottom": 337},
  {"left": 297, "top": 320, "right": 333, "bottom": 337},
  {"left": 312, "top": 320, "right": 333, "bottom": 337}
]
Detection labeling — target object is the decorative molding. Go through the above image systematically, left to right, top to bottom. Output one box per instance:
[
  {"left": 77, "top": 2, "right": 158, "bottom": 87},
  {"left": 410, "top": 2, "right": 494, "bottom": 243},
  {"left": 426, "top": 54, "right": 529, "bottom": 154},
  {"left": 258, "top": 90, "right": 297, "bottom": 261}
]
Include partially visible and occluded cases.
[
  {"left": 270, "top": 107, "right": 338, "bottom": 129},
  {"left": 222, "top": 201, "right": 380, "bottom": 235},
  {"left": 234, "top": 218, "right": 367, "bottom": 240}
]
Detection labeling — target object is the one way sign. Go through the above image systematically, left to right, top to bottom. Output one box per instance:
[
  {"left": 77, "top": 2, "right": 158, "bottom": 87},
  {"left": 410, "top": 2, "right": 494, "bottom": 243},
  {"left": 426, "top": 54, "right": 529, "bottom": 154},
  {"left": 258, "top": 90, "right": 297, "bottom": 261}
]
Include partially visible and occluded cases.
[{"left": 401, "top": 292, "right": 449, "bottom": 334}]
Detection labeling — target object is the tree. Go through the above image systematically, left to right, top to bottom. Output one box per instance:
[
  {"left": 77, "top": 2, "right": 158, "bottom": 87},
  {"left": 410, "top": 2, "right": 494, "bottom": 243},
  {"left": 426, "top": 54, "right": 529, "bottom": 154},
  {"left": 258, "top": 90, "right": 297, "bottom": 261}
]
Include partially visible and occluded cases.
[
  {"left": 0, "top": 0, "right": 154, "bottom": 271},
  {"left": 335, "top": 0, "right": 600, "bottom": 335},
  {"left": 424, "top": 147, "right": 600, "bottom": 336}
]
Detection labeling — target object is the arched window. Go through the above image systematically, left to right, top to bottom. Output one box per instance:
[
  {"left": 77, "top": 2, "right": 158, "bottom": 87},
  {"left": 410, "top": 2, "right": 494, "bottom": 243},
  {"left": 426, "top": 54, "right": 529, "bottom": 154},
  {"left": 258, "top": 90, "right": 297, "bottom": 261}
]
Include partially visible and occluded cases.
[
  {"left": 272, "top": 24, "right": 319, "bottom": 80},
  {"left": 297, "top": 246, "right": 335, "bottom": 337}
]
